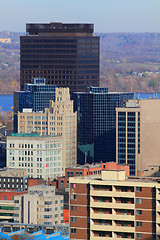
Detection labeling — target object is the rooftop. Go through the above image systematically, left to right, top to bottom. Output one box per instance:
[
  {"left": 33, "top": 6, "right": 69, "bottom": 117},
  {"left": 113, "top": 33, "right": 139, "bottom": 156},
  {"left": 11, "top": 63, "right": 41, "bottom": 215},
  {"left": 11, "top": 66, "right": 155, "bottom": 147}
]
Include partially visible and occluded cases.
[
  {"left": 26, "top": 22, "right": 94, "bottom": 35},
  {"left": 10, "top": 133, "right": 61, "bottom": 138}
]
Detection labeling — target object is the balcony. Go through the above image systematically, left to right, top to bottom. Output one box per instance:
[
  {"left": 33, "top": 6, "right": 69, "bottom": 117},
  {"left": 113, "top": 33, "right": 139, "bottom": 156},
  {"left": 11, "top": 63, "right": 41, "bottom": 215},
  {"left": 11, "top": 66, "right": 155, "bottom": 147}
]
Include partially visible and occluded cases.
[
  {"left": 90, "top": 190, "right": 135, "bottom": 198},
  {"left": 90, "top": 201, "right": 135, "bottom": 210},
  {"left": 90, "top": 212, "right": 135, "bottom": 221},
  {"left": 91, "top": 224, "right": 135, "bottom": 233},
  {"left": 91, "top": 237, "right": 134, "bottom": 240}
]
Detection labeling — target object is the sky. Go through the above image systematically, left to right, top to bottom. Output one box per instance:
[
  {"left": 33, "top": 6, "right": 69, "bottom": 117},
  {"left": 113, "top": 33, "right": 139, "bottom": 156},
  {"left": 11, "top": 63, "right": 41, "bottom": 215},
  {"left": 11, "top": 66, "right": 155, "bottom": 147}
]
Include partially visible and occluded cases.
[{"left": 1, "top": 0, "right": 160, "bottom": 33}]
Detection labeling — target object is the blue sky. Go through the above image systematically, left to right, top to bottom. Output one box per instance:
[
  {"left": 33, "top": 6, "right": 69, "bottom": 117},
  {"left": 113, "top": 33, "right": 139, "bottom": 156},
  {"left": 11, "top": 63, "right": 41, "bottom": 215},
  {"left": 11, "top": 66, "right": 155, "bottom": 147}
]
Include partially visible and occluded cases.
[{"left": 1, "top": 0, "right": 160, "bottom": 32}]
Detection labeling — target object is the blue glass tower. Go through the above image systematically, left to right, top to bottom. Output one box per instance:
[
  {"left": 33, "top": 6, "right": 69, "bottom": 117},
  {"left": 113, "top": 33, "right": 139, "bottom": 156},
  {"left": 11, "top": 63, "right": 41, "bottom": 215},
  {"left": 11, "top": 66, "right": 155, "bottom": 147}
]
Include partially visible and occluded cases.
[
  {"left": 14, "top": 78, "right": 57, "bottom": 132},
  {"left": 72, "top": 87, "right": 134, "bottom": 164}
]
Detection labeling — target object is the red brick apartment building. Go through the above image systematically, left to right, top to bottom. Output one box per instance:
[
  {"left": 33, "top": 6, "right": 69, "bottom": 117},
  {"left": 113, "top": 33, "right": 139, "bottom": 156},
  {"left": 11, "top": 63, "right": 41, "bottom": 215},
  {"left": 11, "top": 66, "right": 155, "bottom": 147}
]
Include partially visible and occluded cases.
[{"left": 69, "top": 170, "right": 158, "bottom": 240}]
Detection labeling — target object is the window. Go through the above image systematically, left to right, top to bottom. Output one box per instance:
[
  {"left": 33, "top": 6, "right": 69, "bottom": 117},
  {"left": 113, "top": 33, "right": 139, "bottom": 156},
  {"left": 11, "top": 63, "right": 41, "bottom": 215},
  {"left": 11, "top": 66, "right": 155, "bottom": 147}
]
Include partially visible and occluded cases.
[
  {"left": 71, "top": 172, "right": 73, "bottom": 177},
  {"left": 61, "top": 180, "right": 64, "bottom": 187},
  {"left": 71, "top": 183, "right": 76, "bottom": 189},
  {"left": 136, "top": 187, "right": 142, "bottom": 192},
  {"left": 71, "top": 194, "right": 76, "bottom": 200},
  {"left": 3, "top": 196, "right": 7, "bottom": 200},
  {"left": 136, "top": 198, "right": 142, "bottom": 204},
  {"left": 55, "top": 200, "right": 58, "bottom": 204},
  {"left": 44, "top": 201, "right": 52, "bottom": 205},
  {"left": 71, "top": 206, "right": 77, "bottom": 211},
  {"left": 136, "top": 210, "right": 142, "bottom": 215},
  {"left": 14, "top": 214, "right": 19, "bottom": 217},
  {"left": 71, "top": 217, "right": 76, "bottom": 222},
  {"left": 136, "top": 221, "right": 142, "bottom": 227},
  {"left": 71, "top": 228, "right": 76, "bottom": 234},
  {"left": 136, "top": 233, "right": 142, "bottom": 239}
]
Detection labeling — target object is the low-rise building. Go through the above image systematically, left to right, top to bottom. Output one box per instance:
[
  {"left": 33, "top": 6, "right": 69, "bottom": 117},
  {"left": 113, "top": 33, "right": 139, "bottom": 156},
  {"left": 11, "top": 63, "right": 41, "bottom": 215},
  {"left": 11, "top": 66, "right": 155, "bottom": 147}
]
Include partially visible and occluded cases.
[
  {"left": 7, "top": 133, "right": 62, "bottom": 179},
  {"left": 58, "top": 162, "right": 129, "bottom": 189},
  {"left": 14, "top": 185, "right": 64, "bottom": 225}
]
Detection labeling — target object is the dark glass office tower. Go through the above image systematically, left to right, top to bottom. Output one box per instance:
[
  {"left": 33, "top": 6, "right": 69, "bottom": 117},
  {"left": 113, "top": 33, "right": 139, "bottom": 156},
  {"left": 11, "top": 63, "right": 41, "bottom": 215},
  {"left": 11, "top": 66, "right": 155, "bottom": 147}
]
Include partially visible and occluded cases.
[
  {"left": 20, "top": 22, "right": 99, "bottom": 93},
  {"left": 14, "top": 78, "right": 57, "bottom": 132},
  {"left": 72, "top": 87, "right": 134, "bottom": 164}
]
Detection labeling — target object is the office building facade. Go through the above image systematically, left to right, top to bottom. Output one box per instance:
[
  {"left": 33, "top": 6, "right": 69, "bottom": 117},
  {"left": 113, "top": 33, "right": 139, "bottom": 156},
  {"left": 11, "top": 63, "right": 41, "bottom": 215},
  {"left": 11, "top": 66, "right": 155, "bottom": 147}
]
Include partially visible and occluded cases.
[
  {"left": 20, "top": 22, "right": 99, "bottom": 93},
  {"left": 14, "top": 78, "right": 57, "bottom": 132},
  {"left": 14, "top": 78, "right": 57, "bottom": 113},
  {"left": 72, "top": 87, "right": 134, "bottom": 164},
  {"left": 17, "top": 88, "right": 77, "bottom": 171},
  {"left": 116, "top": 99, "right": 160, "bottom": 176},
  {"left": 7, "top": 133, "right": 62, "bottom": 179},
  {"left": 69, "top": 170, "right": 158, "bottom": 240}
]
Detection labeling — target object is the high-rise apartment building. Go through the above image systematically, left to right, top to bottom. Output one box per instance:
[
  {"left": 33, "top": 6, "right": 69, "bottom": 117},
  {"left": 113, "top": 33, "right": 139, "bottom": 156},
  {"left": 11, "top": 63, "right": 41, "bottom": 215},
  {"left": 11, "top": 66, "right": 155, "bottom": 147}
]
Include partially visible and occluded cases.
[
  {"left": 20, "top": 22, "right": 99, "bottom": 93},
  {"left": 72, "top": 86, "right": 134, "bottom": 163},
  {"left": 17, "top": 88, "right": 77, "bottom": 171},
  {"left": 116, "top": 99, "right": 160, "bottom": 176},
  {"left": 7, "top": 133, "right": 63, "bottom": 179},
  {"left": 69, "top": 170, "right": 158, "bottom": 240},
  {"left": 14, "top": 185, "right": 63, "bottom": 225}
]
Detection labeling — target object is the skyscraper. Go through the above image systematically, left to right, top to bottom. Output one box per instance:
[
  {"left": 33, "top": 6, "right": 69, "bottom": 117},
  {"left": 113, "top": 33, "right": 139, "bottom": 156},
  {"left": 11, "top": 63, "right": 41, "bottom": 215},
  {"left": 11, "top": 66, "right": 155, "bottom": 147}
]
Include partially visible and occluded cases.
[
  {"left": 20, "top": 22, "right": 99, "bottom": 93},
  {"left": 14, "top": 78, "right": 57, "bottom": 132},
  {"left": 17, "top": 87, "right": 77, "bottom": 172},
  {"left": 72, "top": 87, "right": 134, "bottom": 164},
  {"left": 116, "top": 98, "right": 160, "bottom": 176}
]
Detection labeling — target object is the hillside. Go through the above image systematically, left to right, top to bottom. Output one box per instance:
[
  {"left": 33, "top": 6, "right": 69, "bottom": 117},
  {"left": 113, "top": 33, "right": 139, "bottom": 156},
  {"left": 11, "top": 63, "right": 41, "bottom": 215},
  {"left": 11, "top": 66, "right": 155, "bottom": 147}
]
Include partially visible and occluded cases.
[{"left": 0, "top": 32, "right": 160, "bottom": 94}]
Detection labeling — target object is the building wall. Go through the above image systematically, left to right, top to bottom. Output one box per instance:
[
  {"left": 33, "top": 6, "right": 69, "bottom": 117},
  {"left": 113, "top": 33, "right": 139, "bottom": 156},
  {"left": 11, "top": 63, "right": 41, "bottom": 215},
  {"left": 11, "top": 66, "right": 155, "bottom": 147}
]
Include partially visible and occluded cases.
[
  {"left": 20, "top": 23, "right": 99, "bottom": 93},
  {"left": 17, "top": 88, "right": 77, "bottom": 172},
  {"left": 72, "top": 88, "right": 134, "bottom": 164},
  {"left": 116, "top": 99, "right": 160, "bottom": 175},
  {"left": 138, "top": 99, "right": 160, "bottom": 171},
  {"left": 7, "top": 135, "right": 62, "bottom": 179},
  {"left": 58, "top": 162, "right": 129, "bottom": 189},
  {"left": 69, "top": 172, "right": 158, "bottom": 240},
  {"left": 70, "top": 183, "right": 89, "bottom": 240},
  {"left": 14, "top": 185, "right": 63, "bottom": 225},
  {"left": 0, "top": 190, "right": 27, "bottom": 223}
]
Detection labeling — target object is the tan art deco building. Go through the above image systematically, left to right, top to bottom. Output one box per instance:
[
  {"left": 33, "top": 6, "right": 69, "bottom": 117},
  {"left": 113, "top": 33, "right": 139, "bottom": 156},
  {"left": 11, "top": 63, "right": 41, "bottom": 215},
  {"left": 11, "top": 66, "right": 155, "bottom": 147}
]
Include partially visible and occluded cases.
[
  {"left": 17, "top": 88, "right": 77, "bottom": 172},
  {"left": 116, "top": 99, "right": 160, "bottom": 176},
  {"left": 69, "top": 170, "right": 159, "bottom": 240}
]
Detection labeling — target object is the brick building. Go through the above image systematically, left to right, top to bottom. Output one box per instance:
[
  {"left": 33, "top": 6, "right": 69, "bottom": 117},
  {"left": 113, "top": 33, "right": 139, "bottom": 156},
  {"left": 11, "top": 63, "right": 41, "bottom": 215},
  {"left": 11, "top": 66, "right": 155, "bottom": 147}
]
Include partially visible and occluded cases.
[
  {"left": 58, "top": 162, "right": 129, "bottom": 189},
  {"left": 69, "top": 170, "right": 159, "bottom": 240}
]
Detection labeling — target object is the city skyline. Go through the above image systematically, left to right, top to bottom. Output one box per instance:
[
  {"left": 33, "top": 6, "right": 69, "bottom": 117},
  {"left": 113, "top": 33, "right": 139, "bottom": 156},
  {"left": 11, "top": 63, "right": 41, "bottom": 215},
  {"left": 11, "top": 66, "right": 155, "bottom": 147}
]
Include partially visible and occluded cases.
[{"left": 1, "top": 0, "right": 160, "bottom": 33}]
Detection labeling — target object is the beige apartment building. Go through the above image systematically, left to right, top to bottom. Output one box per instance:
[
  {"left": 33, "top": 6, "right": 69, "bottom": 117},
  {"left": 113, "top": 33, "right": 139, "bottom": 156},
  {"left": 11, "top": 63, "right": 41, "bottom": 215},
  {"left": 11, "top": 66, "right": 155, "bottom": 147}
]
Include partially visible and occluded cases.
[
  {"left": 17, "top": 87, "right": 77, "bottom": 172},
  {"left": 116, "top": 99, "right": 160, "bottom": 176},
  {"left": 7, "top": 133, "right": 62, "bottom": 179},
  {"left": 69, "top": 170, "right": 159, "bottom": 240},
  {"left": 14, "top": 185, "right": 63, "bottom": 225}
]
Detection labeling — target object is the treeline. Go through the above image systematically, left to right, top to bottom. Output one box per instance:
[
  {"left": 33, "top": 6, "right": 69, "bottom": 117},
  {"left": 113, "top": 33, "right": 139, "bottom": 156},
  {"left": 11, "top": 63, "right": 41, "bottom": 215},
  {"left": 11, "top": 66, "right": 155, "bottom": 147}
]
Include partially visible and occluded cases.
[{"left": 0, "top": 32, "right": 160, "bottom": 93}]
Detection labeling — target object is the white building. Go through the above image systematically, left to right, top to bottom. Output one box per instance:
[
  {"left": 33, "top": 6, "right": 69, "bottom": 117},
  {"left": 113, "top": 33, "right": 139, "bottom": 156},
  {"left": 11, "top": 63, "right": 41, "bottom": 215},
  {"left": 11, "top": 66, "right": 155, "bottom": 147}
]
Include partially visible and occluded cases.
[
  {"left": 7, "top": 133, "right": 62, "bottom": 179},
  {"left": 14, "top": 185, "right": 64, "bottom": 225}
]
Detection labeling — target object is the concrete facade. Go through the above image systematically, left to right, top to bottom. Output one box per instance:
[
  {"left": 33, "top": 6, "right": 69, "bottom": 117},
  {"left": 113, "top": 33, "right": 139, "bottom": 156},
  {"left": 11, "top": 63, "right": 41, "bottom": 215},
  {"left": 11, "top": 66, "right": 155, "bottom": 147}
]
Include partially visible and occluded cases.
[
  {"left": 116, "top": 99, "right": 160, "bottom": 175},
  {"left": 7, "top": 134, "right": 62, "bottom": 179},
  {"left": 14, "top": 185, "right": 63, "bottom": 225}
]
